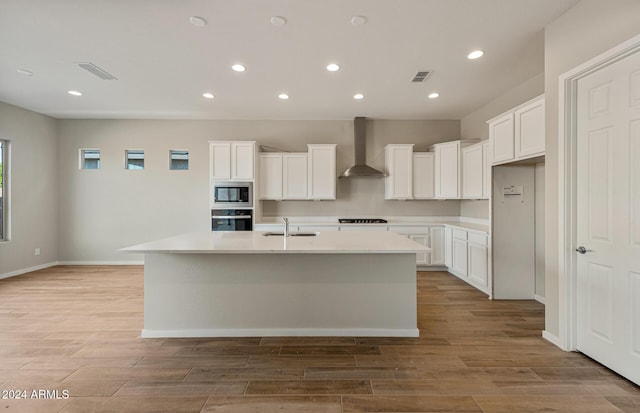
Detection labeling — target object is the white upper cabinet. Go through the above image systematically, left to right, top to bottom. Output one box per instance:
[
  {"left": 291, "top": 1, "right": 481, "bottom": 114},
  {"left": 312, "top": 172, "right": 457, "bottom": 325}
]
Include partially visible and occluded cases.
[
  {"left": 488, "top": 95, "right": 545, "bottom": 166},
  {"left": 515, "top": 97, "right": 545, "bottom": 158},
  {"left": 489, "top": 113, "right": 515, "bottom": 164},
  {"left": 431, "top": 140, "right": 479, "bottom": 199},
  {"left": 461, "top": 140, "right": 491, "bottom": 200},
  {"left": 210, "top": 141, "right": 255, "bottom": 180},
  {"left": 482, "top": 141, "right": 492, "bottom": 199},
  {"left": 462, "top": 142, "right": 484, "bottom": 199},
  {"left": 307, "top": 144, "right": 336, "bottom": 200},
  {"left": 385, "top": 144, "right": 414, "bottom": 200},
  {"left": 258, "top": 145, "right": 335, "bottom": 201},
  {"left": 258, "top": 153, "right": 283, "bottom": 200},
  {"left": 282, "top": 153, "right": 308, "bottom": 200},
  {"left": 413, "top": 153, "right": 435, "bottom": 199}
]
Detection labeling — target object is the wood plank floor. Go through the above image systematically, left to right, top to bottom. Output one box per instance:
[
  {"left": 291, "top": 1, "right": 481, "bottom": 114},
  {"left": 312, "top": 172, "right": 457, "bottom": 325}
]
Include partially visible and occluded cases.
[{"left": 0, "top": 266, "right": 638, "bottom": 412}]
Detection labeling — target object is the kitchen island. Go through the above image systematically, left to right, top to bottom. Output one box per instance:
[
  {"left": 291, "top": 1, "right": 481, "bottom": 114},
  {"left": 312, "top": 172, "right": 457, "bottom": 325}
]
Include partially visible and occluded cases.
[{"left": 119, "top": 231, "right": 425, "bottom": 338}]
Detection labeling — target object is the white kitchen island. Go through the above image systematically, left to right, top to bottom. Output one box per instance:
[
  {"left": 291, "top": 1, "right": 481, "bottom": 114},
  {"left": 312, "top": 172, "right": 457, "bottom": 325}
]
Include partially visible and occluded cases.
[{"left": 119, "top": 231, "right": 425, "bottom": 338}]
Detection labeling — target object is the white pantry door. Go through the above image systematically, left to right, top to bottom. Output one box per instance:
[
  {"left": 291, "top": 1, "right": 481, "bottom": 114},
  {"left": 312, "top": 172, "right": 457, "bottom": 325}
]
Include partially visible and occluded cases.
[{"left": 576, "top": 50, "right": 640, "bottom": 385}]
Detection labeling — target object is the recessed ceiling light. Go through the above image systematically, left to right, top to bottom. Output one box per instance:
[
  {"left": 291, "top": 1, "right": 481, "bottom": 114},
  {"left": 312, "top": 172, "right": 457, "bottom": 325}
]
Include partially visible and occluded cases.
[
  {"left": 351, "top": 15, "right": 367, "bottom": 25},
  {"left": 189, "top": 16, "right": 208, "bottom": 27},
  {"left": 270, "top": 16, "right": 287, "bottom": 26},
  {"left": 467, "top": 50, "right": 484, "bottom": 60},
  {"left": 326, "top": 63, "right": 340, "bottom": 72},
  {"left": 232, "top": 64, "right": 246, "bottom": 72},
  {"left": 16, "top": 68, "right": 33, "bottom": 76},
  {"left": 68, "top": 90, "right": 82, "bottom": 96},
  {"left": 203, "top": 92, "right": 214, "bottom": 99},
  {"left": 428, "top": 92, "right": 440, "bottom": 99},
  {"left": 278, "top": 93, "right": 289, "bottom": 100},
  {"left": 353, "top": 93, "right": 364, "bottom": 100}
]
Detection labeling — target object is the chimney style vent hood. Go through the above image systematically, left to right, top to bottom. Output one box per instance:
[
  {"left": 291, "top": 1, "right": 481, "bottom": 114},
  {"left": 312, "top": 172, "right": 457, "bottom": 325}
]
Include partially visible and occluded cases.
[{"left": 339, "top": 117, "right": 386, "bottom": 178}]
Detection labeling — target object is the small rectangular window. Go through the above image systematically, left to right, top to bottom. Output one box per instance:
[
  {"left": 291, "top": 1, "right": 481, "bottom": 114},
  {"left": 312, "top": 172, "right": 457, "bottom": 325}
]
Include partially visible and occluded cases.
[
  {"left": 0, "top": 139, "right": 8, "bottom": 241},
  {"left": 80, "top": 149, "right": 100, "bottom": 170},
  {"left": 125, "top": 150, "right": 144, "bottom": 170},
  {"left": 170, "top": 150, "right": 189, "bottom": 170}
]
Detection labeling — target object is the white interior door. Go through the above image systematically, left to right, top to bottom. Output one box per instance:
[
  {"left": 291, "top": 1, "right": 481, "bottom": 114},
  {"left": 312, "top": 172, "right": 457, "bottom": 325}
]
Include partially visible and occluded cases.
[{"left": 576, "top": 49, "right": 640, "bottom": 385}]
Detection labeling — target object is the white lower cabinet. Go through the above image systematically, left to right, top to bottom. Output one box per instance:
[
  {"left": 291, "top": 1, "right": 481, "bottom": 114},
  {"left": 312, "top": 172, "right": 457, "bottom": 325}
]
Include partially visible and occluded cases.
[
  {"left": 388, "top": 225, "right": 444, "bottom": 267},
  {"left": 444, "top": 225, "right": 490, "bottom": 295},
  {"left": 429, "top": 226, "right": 445, "bottom": 265},
  {"left": 451, "top": 230, "right": 468, "bottom": 276},
  {"left": 468, "top": 238, "right": 489, "bottom": 288}
]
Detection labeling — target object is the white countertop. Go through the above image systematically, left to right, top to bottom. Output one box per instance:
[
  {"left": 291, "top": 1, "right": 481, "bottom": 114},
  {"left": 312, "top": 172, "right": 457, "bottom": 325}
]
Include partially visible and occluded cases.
[
  {"left": 254, "top": 217, "right": 489, "bottom": 234},
  {"left": 119, "top": 231, "right": 427, "bottom": 254}
]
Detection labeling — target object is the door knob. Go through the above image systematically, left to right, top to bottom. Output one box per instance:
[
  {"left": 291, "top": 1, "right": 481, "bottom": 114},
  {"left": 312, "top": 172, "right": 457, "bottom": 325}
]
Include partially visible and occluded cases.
[{"left": 576, "top": 246, "right": 593, "bottom": 254}]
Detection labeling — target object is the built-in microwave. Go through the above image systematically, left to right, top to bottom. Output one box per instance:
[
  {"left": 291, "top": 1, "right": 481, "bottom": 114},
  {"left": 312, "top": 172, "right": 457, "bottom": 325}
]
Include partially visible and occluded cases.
[{"left": 212, "top": 182, "right": 253, "bottom": 208}]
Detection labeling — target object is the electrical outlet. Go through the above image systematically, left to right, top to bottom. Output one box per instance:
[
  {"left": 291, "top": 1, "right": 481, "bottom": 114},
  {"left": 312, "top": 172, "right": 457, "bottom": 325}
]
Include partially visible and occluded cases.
[{"left": 34, "top": 248, "right": 41, "bottom": 256}]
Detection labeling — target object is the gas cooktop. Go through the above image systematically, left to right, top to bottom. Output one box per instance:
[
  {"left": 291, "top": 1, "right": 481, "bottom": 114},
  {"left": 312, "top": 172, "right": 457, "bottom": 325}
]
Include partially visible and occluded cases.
[{"left": 338, "top": 218, "right": 388, "bottom": 224}]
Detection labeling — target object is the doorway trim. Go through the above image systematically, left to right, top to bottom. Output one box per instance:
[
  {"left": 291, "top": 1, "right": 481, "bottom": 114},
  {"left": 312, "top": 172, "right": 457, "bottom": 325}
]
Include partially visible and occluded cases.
[{"left": 557, "top": 33, "right": 640, "bottom": 351}]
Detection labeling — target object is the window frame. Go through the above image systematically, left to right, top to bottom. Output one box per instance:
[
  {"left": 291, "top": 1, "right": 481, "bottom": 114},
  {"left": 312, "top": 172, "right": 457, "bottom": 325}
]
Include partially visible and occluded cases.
[
  {"left": 0, "top": 139, "right": 9, "bottom": 241},
  {"left": 79, "top": 148, "right": 101, "bottom": 170},
  {"left": 125, "top": 149, "right": 145, "bottom": 170},
  {"left": 169, "top": 149, "right": 189, "bottom": 171}
]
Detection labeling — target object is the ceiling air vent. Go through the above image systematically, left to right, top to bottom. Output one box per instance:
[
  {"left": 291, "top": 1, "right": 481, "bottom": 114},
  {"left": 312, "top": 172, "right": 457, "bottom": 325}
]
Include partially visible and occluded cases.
[
  {"left": 76, "top": 62, "right": 118, "bottom": 80},
  {"left": 411, "top": 70, "right": 432, "bottom": 82}
]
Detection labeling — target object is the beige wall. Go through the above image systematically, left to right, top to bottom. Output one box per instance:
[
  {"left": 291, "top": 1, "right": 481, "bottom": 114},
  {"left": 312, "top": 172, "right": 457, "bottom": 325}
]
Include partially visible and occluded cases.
[
  {"left": 544, "top": 0, "right": 640, "bottom": 338},
  {"left": 459, "top": 69, "right": 545, "bottom": 221},
  {"left": 0, "top": 102, "right": 58, "bottom": 276},
  {"left": 57, "top": 118, "right": 461, "bottom": 262}
]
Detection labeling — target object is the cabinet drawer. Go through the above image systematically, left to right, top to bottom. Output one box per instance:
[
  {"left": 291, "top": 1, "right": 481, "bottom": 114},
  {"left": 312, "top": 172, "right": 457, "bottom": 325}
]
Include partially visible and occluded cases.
[
  {"left": 452, "top": 228, "right": 467, "bottom": 240},
  {"left": 468, "top": 232, "right": 488, "bottom": 246}
]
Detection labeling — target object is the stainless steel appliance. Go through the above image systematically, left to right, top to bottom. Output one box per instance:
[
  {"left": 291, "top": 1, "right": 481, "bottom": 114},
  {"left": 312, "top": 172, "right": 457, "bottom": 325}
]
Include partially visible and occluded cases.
[
  {"left": 212, "top": 182, "right": 253, "bottom": 208},
  {"left": 211, "top": 209, "right": 253, "bottom": 231},
  {"left": 339, "top": 218, "right": 388, "bottom": 224}
]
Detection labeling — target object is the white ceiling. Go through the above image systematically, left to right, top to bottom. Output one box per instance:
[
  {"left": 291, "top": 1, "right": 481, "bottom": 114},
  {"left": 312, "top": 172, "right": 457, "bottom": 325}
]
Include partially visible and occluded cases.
[{"left": 0, "top": 0, "right": 579, "bottom": 120}]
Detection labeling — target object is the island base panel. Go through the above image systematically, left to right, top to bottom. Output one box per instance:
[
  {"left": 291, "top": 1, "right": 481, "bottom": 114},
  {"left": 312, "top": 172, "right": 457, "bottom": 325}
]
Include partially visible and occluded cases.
[{"left": 142, "top": 253, "right": 418, "bottom": 337}]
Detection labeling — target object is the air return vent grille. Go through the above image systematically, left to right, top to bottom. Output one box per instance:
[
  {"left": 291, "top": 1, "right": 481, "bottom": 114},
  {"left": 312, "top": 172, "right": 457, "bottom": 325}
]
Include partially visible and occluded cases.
[
  {"left": 76, "top": 62, "right": 118, "bottom": 80},
  {"left": 411, "top": 71, "right": 432, "bottom": 82}
]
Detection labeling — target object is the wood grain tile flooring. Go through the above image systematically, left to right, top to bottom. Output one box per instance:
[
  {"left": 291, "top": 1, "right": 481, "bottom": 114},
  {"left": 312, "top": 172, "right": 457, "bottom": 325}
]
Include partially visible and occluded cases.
[{"left": 0, "top": 265, "right": 638, "bottom": 412}]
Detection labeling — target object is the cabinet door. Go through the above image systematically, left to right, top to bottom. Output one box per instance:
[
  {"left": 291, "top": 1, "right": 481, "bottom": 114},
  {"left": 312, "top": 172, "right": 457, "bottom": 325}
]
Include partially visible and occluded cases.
[
  {"left": 515, "top": 97, "right": 545, "bottom": 159},
  {"left": 490, "top": 113, "right": 515, "bottom": 165},
  {"left": 482, "top": 141, "right": 491, "bottom": 199},
  {"left": 231, "top": 142, "right": 255, "bottom": 180},
  {"left": 210, "top": 143, "right": 231, "bottom": 180},
  {"left": 435, "top": 143, "right": 460, "bottom": 199},
  {"left": 462, "top": 143, "right": 483, "bottom": 199},
  {"left": 307, "top": 144, "right": 336, "bottom": 200},
  {"left": 385, "top": 145, "right": 414, "bottom": 199},
  {"left": 413, "top": 153, "right": 435, "bottom": 199},
  {"left": 258, "top": 154, "right": 283, "bottom": 200},
  {"left": 282, "top": 154, "right": 308, "bottom": 199},
  {"left": 429, "top": 226, "right": 445, "bottom": 265},
  {"left": 444, "top": 227, "right": 453, "bottom": 268},
  {"left": 409, "top": 234, "right": 430, "bottom": 265},
  {"left": 452, "top": 238, "right": 468, "bottom": 276},
  {"left": 468, "top": 242, "right": 488, "bottom": 288}
]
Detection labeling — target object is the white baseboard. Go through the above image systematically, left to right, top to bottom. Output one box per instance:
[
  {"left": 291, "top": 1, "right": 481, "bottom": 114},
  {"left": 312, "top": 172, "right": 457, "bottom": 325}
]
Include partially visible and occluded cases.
[
  {"left": 57, "top": 260, "right": 144, "bottom": 266},
  {"left": 0, "top": 262, "right": 59, "bottom": 280},
  {"left": 534, "top": 294, "right": 546, "bottom": 304},
  {"left": 141, "top": 328, "right": 420, "bottom": 338},
  {"left": 542, "top": 330, "right": 563, "bottom": 349}
]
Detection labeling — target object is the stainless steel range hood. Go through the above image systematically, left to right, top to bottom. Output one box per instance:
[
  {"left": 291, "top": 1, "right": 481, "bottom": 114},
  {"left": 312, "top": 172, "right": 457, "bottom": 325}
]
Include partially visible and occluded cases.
[{"left": 339, "top": 117, "right": 386, "bottom": 178}]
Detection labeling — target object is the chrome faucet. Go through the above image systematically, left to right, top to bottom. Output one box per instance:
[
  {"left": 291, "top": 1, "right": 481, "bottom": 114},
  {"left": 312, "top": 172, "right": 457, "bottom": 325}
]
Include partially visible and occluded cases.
[{"left": 282, "top": 217, "right": 289, "bottom": 237}]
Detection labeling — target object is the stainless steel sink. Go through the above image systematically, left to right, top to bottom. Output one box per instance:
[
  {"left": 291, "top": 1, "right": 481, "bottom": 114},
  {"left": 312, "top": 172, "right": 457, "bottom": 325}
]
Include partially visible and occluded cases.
[{"left": 262, "top": 232, "right": 319, "bottom": 237}]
